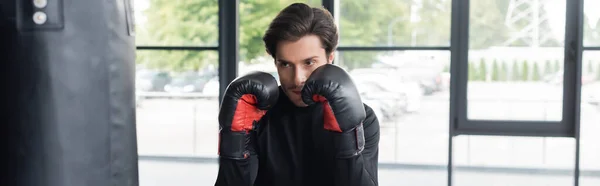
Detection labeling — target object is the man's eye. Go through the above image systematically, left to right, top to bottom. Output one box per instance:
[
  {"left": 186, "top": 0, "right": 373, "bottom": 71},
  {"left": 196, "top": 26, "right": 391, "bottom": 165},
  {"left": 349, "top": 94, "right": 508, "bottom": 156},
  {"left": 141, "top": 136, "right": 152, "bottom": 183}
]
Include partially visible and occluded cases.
[
  {"left": 305, "top": 60, "right": 315, "bottom": 65},
  {"left": 278, "top": 62, "right": 291, "bottom": 68}
]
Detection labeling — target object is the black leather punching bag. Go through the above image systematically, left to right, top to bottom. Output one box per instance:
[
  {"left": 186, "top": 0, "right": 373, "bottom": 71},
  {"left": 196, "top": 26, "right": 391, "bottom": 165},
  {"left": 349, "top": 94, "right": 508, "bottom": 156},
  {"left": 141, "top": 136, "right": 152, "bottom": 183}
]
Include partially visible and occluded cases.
[{"left": 2, "top": 0, "right": 139, "bottom": 186}]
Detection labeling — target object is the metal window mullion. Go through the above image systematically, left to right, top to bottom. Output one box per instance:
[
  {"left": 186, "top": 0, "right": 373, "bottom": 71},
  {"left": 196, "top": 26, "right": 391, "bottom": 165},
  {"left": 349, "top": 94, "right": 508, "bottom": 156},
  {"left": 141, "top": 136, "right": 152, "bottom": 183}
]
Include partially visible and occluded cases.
[
  {"left": 218, "top": 0, "right": 239, "bottom": 105},
  {"left": 322, "top": 0, "right": 334, "bottom": 16},
  {"left": 449, "top": 0, "right": 470, "bottom": 186},
  {"left": 564, "top": 0, "right": 584, "bottom": 185},
  {"left": 136, "top": 46, "right": 218, "bottom": 51},
  {"left": 337, "top": 46, "right": 450, "bottom": 51},
  {"left": 583, "top": 47, "right": 600, "bottom": 50}
]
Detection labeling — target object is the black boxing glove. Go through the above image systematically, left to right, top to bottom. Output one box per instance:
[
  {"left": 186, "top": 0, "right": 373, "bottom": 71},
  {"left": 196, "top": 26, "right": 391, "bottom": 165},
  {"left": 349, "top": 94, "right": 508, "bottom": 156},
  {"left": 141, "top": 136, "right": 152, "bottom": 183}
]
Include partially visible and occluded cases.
[
  {"left": 302, "top": 64, "right": 366, "bottom": 158},
  {"left": 218, "top": 71, "right": 279, "bottom": 160}
]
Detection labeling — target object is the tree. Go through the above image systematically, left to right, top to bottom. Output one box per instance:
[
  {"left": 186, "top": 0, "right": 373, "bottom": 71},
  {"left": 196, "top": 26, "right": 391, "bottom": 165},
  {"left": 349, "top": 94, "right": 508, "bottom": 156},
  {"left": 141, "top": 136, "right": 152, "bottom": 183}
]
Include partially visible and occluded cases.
[
  {"left": 134, "top": 0, "right": 512, "bottom": 71},
  {"left": 136, "top": 0, "right": 219, "bottom": 72},
  {"left": 337, "top": 0, "right": 412, "bottom": 69},
  {"left": 414, "top": 0, "right": 452, "bottom": 46},
  {"left": 469, "top": 0, "right": 511, "bottom": 49},
  {"left": 478, "top": 58, "right": 487, "bottom": 81},
  {"left": 491, "top": 60, "right": 500, "bottom": 81},
  {"left": 521, "top": 60, "right": 529, "bottom": 81},
  {"left": 544, "top": 60, "right": 553, "bottom": 76},
  {"left": 554, "top": 60, "right": 561, "bottom": 73},
  {"left": 468, "top": 61, "right": 477, "bottom": 81},
  {"left": 500, "top": 61, "right": 508, "bottom": 81},
  {"left": 511, "top": 61, "right": 520, "bottom": 81},
  {"left": 532, "top": 62, "right": 541, "bottom": 81},
  {"left": 443, "top": 64, "right": 450, "bottom": 72}
]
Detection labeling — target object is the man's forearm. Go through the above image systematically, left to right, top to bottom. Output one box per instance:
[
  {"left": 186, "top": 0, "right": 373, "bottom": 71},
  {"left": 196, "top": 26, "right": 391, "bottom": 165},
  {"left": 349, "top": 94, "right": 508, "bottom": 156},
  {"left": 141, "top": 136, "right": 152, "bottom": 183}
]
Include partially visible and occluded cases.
[{"left": 215, "top": 156, "right": 258, "bottom": 186}]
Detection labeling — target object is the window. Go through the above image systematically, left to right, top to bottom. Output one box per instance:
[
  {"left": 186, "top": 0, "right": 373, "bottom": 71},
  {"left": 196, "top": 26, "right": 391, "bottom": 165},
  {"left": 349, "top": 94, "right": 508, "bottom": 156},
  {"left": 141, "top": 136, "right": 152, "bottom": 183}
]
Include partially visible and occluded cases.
[
  {"left": 131, "top": 0, "right": 600, "bottom": 185},
  {"left": 134, "top": 0, "right": 219, "bottom": 46},
  {"left": 338, "top": 0, "right": 451, "bottom": 47},
  {"left": 467, "top": 0, "right": 565, "bottom": 121},
  {"left": 584, "top": 0, "right": 600, "bottom": 46},
  {"left": 136, "top": 50, "right": 220, "bottom": 157},
  {"left": 339, "top": 50, "right": 450, "bottom": 184},
  {"left": 579, "top": 51, "right": 600, "bottom": 186},
  {"left": 454, "top": 136, "right": 576, "bottom": 186}
]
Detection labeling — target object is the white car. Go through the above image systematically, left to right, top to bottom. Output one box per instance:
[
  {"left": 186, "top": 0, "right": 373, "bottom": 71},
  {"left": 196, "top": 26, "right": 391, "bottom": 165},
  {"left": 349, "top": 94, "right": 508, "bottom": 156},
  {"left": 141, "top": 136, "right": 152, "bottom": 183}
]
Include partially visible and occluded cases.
[
  {"left": 350, "top": 68, "right": 422, "bottom": 113},
  {"left": 202, "top": 77, "right": 220, "bottom": 98}
]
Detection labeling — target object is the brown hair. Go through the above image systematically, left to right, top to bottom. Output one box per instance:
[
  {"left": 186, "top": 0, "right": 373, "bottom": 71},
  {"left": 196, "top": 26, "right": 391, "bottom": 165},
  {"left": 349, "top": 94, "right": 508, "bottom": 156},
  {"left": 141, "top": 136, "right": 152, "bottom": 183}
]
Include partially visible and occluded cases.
[{"left": 262, "top": 3, "right": 338, "bottom": 59}]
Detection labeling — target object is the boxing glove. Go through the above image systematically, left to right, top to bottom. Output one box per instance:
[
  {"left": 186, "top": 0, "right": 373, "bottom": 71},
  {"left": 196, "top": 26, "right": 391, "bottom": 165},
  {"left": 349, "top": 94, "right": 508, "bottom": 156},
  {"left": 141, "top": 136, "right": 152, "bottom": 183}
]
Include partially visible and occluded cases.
[
  {"left": 302, "top": 64, "right": 366, "bottom": 158},
  {"left": 218, "top": 71, "right": 279, "bottom": 159}
]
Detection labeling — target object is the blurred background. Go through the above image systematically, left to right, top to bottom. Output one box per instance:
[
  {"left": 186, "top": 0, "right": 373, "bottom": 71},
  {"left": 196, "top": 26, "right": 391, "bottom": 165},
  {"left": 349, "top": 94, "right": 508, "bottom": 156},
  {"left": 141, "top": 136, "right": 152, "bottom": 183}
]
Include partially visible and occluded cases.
[{"left": 132, "top": 0, "right": 600, "bottom": 185}]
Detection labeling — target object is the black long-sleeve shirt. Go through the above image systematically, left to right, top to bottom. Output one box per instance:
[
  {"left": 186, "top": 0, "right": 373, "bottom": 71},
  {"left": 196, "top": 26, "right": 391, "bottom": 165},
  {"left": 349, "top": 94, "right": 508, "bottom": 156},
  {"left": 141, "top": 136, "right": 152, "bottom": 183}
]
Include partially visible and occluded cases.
[{"left": 215, "top": 87, "right": 380, "bottom": 186}]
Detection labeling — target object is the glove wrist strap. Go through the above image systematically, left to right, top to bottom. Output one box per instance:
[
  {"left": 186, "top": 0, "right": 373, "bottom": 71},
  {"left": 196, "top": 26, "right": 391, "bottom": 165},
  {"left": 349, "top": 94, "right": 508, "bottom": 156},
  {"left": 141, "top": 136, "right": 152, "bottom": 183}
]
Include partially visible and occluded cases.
[
  {"left": 333, "top": 123, "right": 365, "bottom": 158},
  {"left": 218, "top": 130, "right": 251, "bottom": 160}
]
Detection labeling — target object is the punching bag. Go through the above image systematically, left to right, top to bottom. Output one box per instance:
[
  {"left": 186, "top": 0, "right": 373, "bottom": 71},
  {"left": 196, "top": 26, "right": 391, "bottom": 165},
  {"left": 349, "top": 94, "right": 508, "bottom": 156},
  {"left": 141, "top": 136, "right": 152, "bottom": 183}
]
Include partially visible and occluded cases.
[{"left": 2, "top": 0, "right": 139, "bottom": 186}]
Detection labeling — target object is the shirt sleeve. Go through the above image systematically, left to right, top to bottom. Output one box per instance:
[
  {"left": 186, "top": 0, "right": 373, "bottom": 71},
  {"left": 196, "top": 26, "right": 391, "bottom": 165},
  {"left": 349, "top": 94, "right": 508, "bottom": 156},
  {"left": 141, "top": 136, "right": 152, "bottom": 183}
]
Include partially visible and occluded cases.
[
  {"left": 330, "top": 104, "right": 380, "bottom": 186},
  {"left": 214, "top": 154, "right": 258, "bottom": 186}
]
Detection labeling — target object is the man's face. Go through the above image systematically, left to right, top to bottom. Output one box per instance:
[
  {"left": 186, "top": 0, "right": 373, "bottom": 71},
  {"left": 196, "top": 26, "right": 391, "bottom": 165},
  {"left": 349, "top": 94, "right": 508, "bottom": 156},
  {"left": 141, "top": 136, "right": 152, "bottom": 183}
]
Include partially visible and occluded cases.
[{"left": 274, "top": 34, "right": 335, "bottom": 107}]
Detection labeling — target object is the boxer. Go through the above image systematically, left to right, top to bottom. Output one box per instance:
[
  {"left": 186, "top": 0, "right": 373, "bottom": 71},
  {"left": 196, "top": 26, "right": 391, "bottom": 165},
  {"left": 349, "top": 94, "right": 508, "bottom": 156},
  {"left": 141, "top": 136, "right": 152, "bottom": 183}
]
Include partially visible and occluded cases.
[{"left": 216, "top": 3, "right": 380, "bottom": 186}]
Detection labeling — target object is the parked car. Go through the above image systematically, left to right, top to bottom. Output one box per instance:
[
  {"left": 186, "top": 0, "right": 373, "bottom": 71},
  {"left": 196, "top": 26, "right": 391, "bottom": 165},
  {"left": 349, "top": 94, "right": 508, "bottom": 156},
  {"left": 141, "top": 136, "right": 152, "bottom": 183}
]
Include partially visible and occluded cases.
[
  {"left": 350, "top": 68, "right": 422, "bottom": 113},
  {"left": 136, "top": 69, "right": 171, "bottom": 92},
  {"left": 164, "top": 72, "right": 212, "bottom": 93},
  {"left": 202, "top": 77, "right": 220, "bottom": 98},
  {"left": 356, "top": 80, "right": 408, "bottom": 124}
]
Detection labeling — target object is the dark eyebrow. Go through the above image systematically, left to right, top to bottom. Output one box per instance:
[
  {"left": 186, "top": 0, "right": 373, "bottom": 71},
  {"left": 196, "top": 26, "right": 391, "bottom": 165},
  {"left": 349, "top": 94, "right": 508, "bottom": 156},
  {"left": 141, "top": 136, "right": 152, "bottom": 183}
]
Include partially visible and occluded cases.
[
  {"left": 276, "top": 56, "right": 318, "bottom": 63},
  {"left": 303, "top": 56, "right": 318, "bottom": 61},
  {"left": 276, "top": 59, "right": 291, "bottom": 63}
]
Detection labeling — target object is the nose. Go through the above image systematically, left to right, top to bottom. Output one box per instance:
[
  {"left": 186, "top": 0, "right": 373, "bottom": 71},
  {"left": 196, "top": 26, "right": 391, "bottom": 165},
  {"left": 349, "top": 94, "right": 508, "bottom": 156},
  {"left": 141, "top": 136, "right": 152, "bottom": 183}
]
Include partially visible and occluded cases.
[{"left": 293, "top": 67, "right": 307, "bottom": 87}]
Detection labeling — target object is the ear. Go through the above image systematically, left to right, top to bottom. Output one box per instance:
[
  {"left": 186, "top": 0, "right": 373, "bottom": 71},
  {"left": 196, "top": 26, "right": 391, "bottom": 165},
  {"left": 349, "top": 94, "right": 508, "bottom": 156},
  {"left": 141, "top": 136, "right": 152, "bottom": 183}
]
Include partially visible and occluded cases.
[{"left": 327, "top": 51, "right": 335, "bottom": 64}]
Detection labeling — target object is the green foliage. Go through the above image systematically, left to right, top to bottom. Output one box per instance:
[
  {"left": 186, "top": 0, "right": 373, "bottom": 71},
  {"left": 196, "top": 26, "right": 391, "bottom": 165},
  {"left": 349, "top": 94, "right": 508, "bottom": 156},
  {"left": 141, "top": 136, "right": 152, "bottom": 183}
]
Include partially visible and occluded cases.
[
  {"left": 133, "top": 0, "right": 524, "bottom": 71},
  {"left": 136, "top": 0, "right": 219, "bottom": 72},
  {"left": 469, "top": 0, "right": 511, "bottom": 49},
  {"left": 136, "top": 50, "right": 218, "bottom": 72},
  {"left": 478, "top": 58, "right": 487, "bottom": 81},
  {"left": 491, "top": 59, "right": 499, "bottom": 81},
  {"left": 511, "top": 60, "right": 520, "bottom": 81},
  {"left": 544, "top": 60, "right": 553, "bottom": 75},
  {"left": 554, "top": 60, "right": 561, "bottom": 73},
  {"left": 468, "top": 61, "right": 477, "bottom": 81},
  {"left": 500, "top": 61, "right": 508, "bottom": 81},
  {"left": 521, "top": 61, "right": 529, "bottom": 81},
  {"left": 532, "top": 62, "right": 540, "bottom": 81},
  {"left": 443, "top": 64, "right": 450, "bottom": 72}
]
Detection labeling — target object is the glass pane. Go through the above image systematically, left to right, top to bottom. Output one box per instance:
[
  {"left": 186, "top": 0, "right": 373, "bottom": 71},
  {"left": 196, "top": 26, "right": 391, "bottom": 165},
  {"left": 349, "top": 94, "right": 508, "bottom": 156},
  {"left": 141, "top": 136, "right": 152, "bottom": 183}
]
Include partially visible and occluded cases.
[
  {"left": 133, "top": 0, "right": 219, "bottom": 46},
  {"left": 238, "top": 0, "right": 322, "bottom": 63},
  {"left": 338, "top": 0, "right": 451, "bottom": 47},
  {"left": 467, "top": 0, "right": 565, "bottom": 121},
  {"left": 584, "top": 0, "right": 600, "bottom": 46},
  {"left": 135, "top": 50, "right": 219, "bottom": 157},
  {"left": 338, "top": 50, "right": 450, "bottom": 185},
  {"left": 580, "top": 51, "right": 600, "bottom": 186},
  {"left": 454, "top": 136, "right": 575, "bottom": 186}
]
